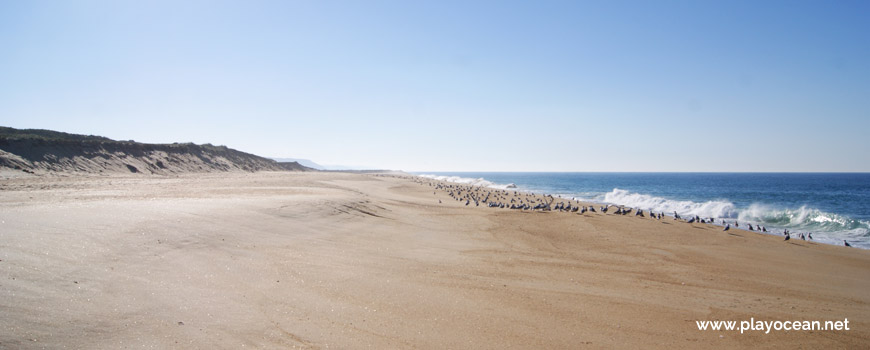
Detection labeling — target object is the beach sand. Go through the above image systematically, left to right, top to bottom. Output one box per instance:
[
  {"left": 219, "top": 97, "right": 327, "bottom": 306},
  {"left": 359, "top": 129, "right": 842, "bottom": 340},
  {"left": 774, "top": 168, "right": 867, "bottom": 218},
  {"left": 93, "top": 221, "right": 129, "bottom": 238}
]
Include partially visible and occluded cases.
[{"left": 1, "top": 171, "right": 868, "bottom": 349}]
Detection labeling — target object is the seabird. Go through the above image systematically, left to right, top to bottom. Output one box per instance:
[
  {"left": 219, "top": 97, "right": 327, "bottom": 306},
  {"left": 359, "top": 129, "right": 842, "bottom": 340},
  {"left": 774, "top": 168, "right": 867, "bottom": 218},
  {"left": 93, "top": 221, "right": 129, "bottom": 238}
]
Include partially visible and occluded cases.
[
  {"left": 723, "top": 224, "right": 730, "bottom": 231},
  {"left": 844, "top": 240, "right": 852, "bottom": 247}
]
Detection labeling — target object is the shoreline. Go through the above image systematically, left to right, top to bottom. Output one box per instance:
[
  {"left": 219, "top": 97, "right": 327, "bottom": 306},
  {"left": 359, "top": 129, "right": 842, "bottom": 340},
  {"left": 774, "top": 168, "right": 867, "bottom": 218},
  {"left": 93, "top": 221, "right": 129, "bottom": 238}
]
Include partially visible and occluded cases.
[
  {"left": 1, "top": 171, "right": 868, "bottom": 348},
  {"left": 416, "top": 172, "right": 870, "bottom": 249}
]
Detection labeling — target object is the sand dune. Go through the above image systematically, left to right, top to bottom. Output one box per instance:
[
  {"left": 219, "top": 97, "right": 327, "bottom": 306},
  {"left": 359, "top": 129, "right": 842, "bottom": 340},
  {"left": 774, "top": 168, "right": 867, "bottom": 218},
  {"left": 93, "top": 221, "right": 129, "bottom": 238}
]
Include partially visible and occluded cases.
[
  {"left": 0, "top": 127, "right": 312, "bottom": 175},
  {"left": 0, "top": 172, "right": 868, "bottom": 349}
]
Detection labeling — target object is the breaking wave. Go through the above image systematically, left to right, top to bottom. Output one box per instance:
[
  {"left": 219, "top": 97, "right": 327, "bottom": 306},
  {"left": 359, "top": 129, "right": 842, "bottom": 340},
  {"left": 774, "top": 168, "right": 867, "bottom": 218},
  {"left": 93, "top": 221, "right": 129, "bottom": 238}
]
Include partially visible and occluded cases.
[
  {"left": 417, "top": 174, "right": 517, "bottom": 190},
  {"left": 596, "top": 188, "right": 869, "bottom": 247},
  {"left": 596, "top": 188, "right": 869, "bottom": 233},
  {"left": 598, "top": 188, "right": 738, "bottom": 218},
  {"left": 738, "top": 204, "right": 870, "bottom": 234}
]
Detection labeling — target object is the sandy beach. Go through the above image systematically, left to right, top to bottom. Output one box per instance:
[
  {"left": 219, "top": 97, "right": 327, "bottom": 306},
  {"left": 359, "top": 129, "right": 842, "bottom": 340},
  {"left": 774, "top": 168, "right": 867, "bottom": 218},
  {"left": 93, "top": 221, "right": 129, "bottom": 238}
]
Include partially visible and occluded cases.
[{"left": 1, "top": 171, "right": 869, "bottom": 349}]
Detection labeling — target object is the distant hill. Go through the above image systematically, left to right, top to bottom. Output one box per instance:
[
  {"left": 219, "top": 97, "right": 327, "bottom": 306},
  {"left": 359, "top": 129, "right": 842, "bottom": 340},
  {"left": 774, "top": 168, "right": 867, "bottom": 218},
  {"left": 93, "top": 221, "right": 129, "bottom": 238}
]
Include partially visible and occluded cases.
[
  {"left": 0, "top": 126, "right": 315, "bottom": 175},
  {"left": 270, "top": 157, "right": 382, "bottom": 171},
  {"left": 270, "top": 158, "right": 326, "bottom": 170},
  {"left": 275, "top": 161, "right": 312, "bottom": 171}
]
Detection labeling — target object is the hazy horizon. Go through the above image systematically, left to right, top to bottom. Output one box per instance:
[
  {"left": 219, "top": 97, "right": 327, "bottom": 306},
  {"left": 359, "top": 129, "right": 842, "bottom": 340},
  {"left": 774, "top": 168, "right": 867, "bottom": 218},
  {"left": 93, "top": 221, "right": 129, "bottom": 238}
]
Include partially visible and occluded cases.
[{"left": 2, "top": 0, "right": 868, "bottom": 172}]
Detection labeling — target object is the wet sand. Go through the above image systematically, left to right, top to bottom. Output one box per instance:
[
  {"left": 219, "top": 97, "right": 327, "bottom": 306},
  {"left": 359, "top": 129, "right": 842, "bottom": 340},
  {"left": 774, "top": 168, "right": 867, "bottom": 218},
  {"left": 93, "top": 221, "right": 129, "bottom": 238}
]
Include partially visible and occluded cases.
[{"left": 1, "top": 172, "right": 868, "bottom": 348}]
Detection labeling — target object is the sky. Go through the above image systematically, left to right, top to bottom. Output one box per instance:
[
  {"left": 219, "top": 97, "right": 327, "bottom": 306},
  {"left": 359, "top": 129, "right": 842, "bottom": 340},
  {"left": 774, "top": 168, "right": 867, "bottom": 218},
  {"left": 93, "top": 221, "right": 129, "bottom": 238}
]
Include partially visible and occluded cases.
[{"left": 1, "top": 0, "right": 868, "bottom": 172}]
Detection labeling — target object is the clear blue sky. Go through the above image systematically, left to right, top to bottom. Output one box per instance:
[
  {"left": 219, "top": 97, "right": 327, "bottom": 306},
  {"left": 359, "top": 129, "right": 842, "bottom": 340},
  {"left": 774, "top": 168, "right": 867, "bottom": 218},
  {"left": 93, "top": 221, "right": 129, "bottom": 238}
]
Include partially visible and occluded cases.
[{"left": 1, "top": 0, "right": 868, "bottom": 171}]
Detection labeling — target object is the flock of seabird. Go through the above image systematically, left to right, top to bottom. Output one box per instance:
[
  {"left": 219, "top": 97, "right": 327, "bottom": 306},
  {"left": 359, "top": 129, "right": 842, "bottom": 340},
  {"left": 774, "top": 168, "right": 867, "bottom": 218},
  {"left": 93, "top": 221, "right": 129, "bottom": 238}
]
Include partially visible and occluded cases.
[{"left": 406, "top": 176, "right": 856, "bottom": 248}]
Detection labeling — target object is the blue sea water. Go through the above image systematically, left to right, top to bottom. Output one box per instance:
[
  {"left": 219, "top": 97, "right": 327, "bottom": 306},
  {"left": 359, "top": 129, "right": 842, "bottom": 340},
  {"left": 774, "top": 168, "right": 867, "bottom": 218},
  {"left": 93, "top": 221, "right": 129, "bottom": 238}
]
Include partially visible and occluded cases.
[{"left": 415, "top": 172, "right": 870, "bottom": 249}]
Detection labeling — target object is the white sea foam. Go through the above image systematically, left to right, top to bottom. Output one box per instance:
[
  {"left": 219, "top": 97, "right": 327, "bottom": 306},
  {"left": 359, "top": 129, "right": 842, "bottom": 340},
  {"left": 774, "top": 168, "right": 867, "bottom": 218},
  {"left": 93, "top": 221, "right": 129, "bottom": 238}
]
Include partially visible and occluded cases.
[
  {"left": 417, "top": 174, "right": 517, "bottom": 190},
  {"left": 598, "top": 188, "right": 738, "bottom": 218},
  {"left": 598, "top": 189, "right": 869, "bottom": 248},
  {"left": 737, "top": 204, "right": 869, "bottom": 233}
]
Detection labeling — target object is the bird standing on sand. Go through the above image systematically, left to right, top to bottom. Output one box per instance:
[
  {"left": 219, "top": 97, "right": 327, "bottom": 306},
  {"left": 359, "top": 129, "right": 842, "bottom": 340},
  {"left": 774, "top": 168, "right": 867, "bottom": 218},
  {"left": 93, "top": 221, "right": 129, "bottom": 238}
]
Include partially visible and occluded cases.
[
  {"left": 723, "top": 224, "right": 730, "bottom": 231},
  {"left": 785, "top": 233, "right": 790, "bottom": 241},
  {"left": 844, "top": 240, "right": 852, "bottom": 247}
]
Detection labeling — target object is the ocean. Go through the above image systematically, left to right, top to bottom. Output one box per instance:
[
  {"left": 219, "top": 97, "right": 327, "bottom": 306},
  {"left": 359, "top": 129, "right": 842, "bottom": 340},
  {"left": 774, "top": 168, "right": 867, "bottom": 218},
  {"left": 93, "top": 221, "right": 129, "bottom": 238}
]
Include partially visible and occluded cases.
[{"left": 415, "top": 172, "right": 870, "bottom": 249}]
